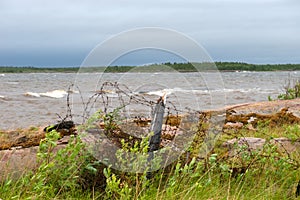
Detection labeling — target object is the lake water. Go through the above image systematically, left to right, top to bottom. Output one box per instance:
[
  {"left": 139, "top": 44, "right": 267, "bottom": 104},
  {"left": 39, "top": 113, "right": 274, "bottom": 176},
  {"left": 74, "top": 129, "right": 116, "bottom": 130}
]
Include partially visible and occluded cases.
[{"left": 0, "top": 71, "right": 299, "bottom": 130}]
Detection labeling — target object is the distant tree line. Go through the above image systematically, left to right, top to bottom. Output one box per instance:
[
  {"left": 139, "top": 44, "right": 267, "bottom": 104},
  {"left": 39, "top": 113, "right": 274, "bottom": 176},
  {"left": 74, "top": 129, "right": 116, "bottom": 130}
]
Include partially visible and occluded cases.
[
  {"left": 1, "top": 62, "right": 300, "bottom": 73},
  {"left": 163, "top": 62, "right": 300, "bottom": 72},
  {"left": 214, "top": 62, "right": 300, "bottom": 71},
  {"left": 0, "top": 66, "right": 79, "bottom": 73}
]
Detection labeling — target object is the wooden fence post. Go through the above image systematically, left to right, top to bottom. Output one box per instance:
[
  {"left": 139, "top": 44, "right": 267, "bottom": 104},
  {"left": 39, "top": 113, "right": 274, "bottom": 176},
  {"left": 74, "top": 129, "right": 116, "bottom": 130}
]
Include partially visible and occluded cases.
[{"left": 147, "top": 95, "right": 166, "bottom": 179}]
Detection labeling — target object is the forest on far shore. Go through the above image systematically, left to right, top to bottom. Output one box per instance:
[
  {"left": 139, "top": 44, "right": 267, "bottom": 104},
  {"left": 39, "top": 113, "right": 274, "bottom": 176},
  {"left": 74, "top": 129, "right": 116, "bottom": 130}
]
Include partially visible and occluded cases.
[{"left": 1, "top": 62, "right": 300, "bottom": 73}]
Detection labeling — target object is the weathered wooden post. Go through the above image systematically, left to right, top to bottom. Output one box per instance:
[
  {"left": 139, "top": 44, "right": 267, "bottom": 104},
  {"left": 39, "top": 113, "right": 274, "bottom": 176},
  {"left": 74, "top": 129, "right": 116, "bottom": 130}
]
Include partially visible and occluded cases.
[{"left": 147, "top": 94, "right": 166, "bottom": 179}]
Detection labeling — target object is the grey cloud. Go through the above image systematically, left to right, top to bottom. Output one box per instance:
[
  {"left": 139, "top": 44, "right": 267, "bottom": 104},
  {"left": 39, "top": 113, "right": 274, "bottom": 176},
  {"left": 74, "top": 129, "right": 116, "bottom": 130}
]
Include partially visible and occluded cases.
[{"left": 0, "top": 0, "right": 299, "bottom": 66}]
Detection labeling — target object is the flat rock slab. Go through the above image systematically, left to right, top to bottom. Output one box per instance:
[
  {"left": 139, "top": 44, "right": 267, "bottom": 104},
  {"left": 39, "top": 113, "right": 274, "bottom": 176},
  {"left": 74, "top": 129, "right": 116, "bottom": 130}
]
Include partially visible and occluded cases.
[
  {"left": 222, "top": 99, "right": 300, "bottom": 127},
  {"left": 224, "top": 99, "right": 300, "bottom": 115},
  {"left": 0, "top": 137, "right": 68, "bottom": 181},
  {"left": 223, "top": 137, "right": 300, "bottom": 157},
  {"left": 0, "top": 146, "right": 39, "bottom": 180}
]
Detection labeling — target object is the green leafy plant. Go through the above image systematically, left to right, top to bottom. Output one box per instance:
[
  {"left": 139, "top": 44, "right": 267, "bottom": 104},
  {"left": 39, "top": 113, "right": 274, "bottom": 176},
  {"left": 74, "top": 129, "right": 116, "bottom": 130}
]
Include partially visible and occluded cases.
[
  {"left": 278, "top": 80, "right": 300, "bottom": 100},
  {"left": 1, "top": 107, "right": 300, "bottom": 199},
  {"left": 0, "top": 129, "right": 99, "bottom": 199},
  {"left": 30, "top": 131, "right": 89, "bottom": 197},
  {"left": 103, "top": 135, "right": 152, "bottom": 200}
]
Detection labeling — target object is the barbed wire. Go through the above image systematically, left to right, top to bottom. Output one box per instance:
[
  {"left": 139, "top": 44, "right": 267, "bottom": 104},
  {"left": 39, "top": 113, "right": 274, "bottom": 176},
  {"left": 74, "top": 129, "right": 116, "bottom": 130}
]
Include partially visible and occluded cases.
[{"left": 62, "top": 81, "right": 202, "bottom": 134}]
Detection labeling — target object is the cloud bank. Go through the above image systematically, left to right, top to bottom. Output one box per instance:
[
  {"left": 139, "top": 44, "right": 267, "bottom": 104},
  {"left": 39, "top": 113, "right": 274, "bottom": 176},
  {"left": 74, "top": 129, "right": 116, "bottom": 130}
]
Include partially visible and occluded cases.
[{"left": 0, "top": 0, "right": 299, "bottom": 66}]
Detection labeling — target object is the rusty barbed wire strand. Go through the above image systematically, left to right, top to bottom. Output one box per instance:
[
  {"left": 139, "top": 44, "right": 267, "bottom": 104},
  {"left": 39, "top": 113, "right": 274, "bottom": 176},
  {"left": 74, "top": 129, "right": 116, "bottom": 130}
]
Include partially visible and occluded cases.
[{"left": 64, "top": 81, "right": 199, "bottom": 127}]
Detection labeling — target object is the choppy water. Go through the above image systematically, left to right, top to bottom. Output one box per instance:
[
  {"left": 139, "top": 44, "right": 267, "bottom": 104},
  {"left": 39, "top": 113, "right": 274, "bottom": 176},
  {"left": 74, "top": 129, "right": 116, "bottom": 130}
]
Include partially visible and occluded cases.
[{"left": 0, "top": 71, "right": 299, "bottom": 130}]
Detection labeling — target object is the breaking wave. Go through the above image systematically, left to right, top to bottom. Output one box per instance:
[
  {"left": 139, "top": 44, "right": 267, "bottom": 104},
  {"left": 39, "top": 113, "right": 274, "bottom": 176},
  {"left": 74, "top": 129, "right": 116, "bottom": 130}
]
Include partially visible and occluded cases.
[
  {"left": 140, "top": 87, "right": 275, "bottom": 96},
  {"left": 24, "top": 89, "right": 78, "bottom": 99}
]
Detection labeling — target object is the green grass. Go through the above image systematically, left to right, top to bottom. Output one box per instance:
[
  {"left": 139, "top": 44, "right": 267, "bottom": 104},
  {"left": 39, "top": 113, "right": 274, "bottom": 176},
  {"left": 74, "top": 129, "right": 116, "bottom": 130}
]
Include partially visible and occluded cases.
[{"left": 0, "top": 115, "right": 299, "bottom": 199}]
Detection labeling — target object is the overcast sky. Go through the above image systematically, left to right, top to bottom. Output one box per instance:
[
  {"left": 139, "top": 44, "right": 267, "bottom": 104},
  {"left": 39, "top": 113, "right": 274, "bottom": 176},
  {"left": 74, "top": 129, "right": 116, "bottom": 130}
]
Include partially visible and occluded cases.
[{"left": 0, "top": 0, "right": 299, "bottom": 67}]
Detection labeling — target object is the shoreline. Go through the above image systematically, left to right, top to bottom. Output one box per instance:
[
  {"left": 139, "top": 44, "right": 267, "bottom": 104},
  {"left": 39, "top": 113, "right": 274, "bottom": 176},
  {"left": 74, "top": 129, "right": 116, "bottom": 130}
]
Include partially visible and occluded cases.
[
  {"left": 1, "top": 62, "right": 300, "bottom": 73},
  {"left": 1, "top": 98, "right": 300, "bottom": 134},
  {"left": 1, "top": 98, "right": 299, "bottom": 194}
]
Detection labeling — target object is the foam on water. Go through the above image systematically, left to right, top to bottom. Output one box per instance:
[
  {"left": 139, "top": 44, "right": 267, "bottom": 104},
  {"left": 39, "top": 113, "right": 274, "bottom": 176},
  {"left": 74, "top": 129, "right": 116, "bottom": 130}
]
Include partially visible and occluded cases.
[
  {"left": 0, "top": 71, "right": 298, "bottom": 130},
  {"left": 141, "top": 87, "right": 274, "bottom": 96},
  {"left": 144, "top": 89, "right": 173, "bottom": 96},
  {"left": 24, "top": 90, "right": 69, "bottom": 98},
  {"left": 40, "top": 90, "right": 68, "bottom": 98},
  {"left": 24, "top": 92, "right": 41, "bottom": 98}
]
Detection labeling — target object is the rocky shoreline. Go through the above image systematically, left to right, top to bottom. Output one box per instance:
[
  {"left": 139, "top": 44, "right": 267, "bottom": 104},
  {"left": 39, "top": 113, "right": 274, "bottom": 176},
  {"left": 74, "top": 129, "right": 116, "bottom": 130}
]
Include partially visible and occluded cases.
[{"left": 1, "top": 99, "right": 300, "bottom": 181}]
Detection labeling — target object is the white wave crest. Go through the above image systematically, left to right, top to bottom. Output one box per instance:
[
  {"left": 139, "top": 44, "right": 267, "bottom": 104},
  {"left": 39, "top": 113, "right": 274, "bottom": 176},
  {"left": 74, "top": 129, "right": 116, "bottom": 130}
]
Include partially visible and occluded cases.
[
  {"left": 140, "top": 87, "right": 269, "bottom": 97},
  {"left": 142, "top": 88, "right": 182, "bottom": 96},
  {"left": 24, "top": 90, "right": 69, "bottom": 98},
  {"left": 40, "top": 90, "right": 68, "bottom": 98},
  {"left": 24, "top": 92, "right": 41, "bottom": 97}
]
